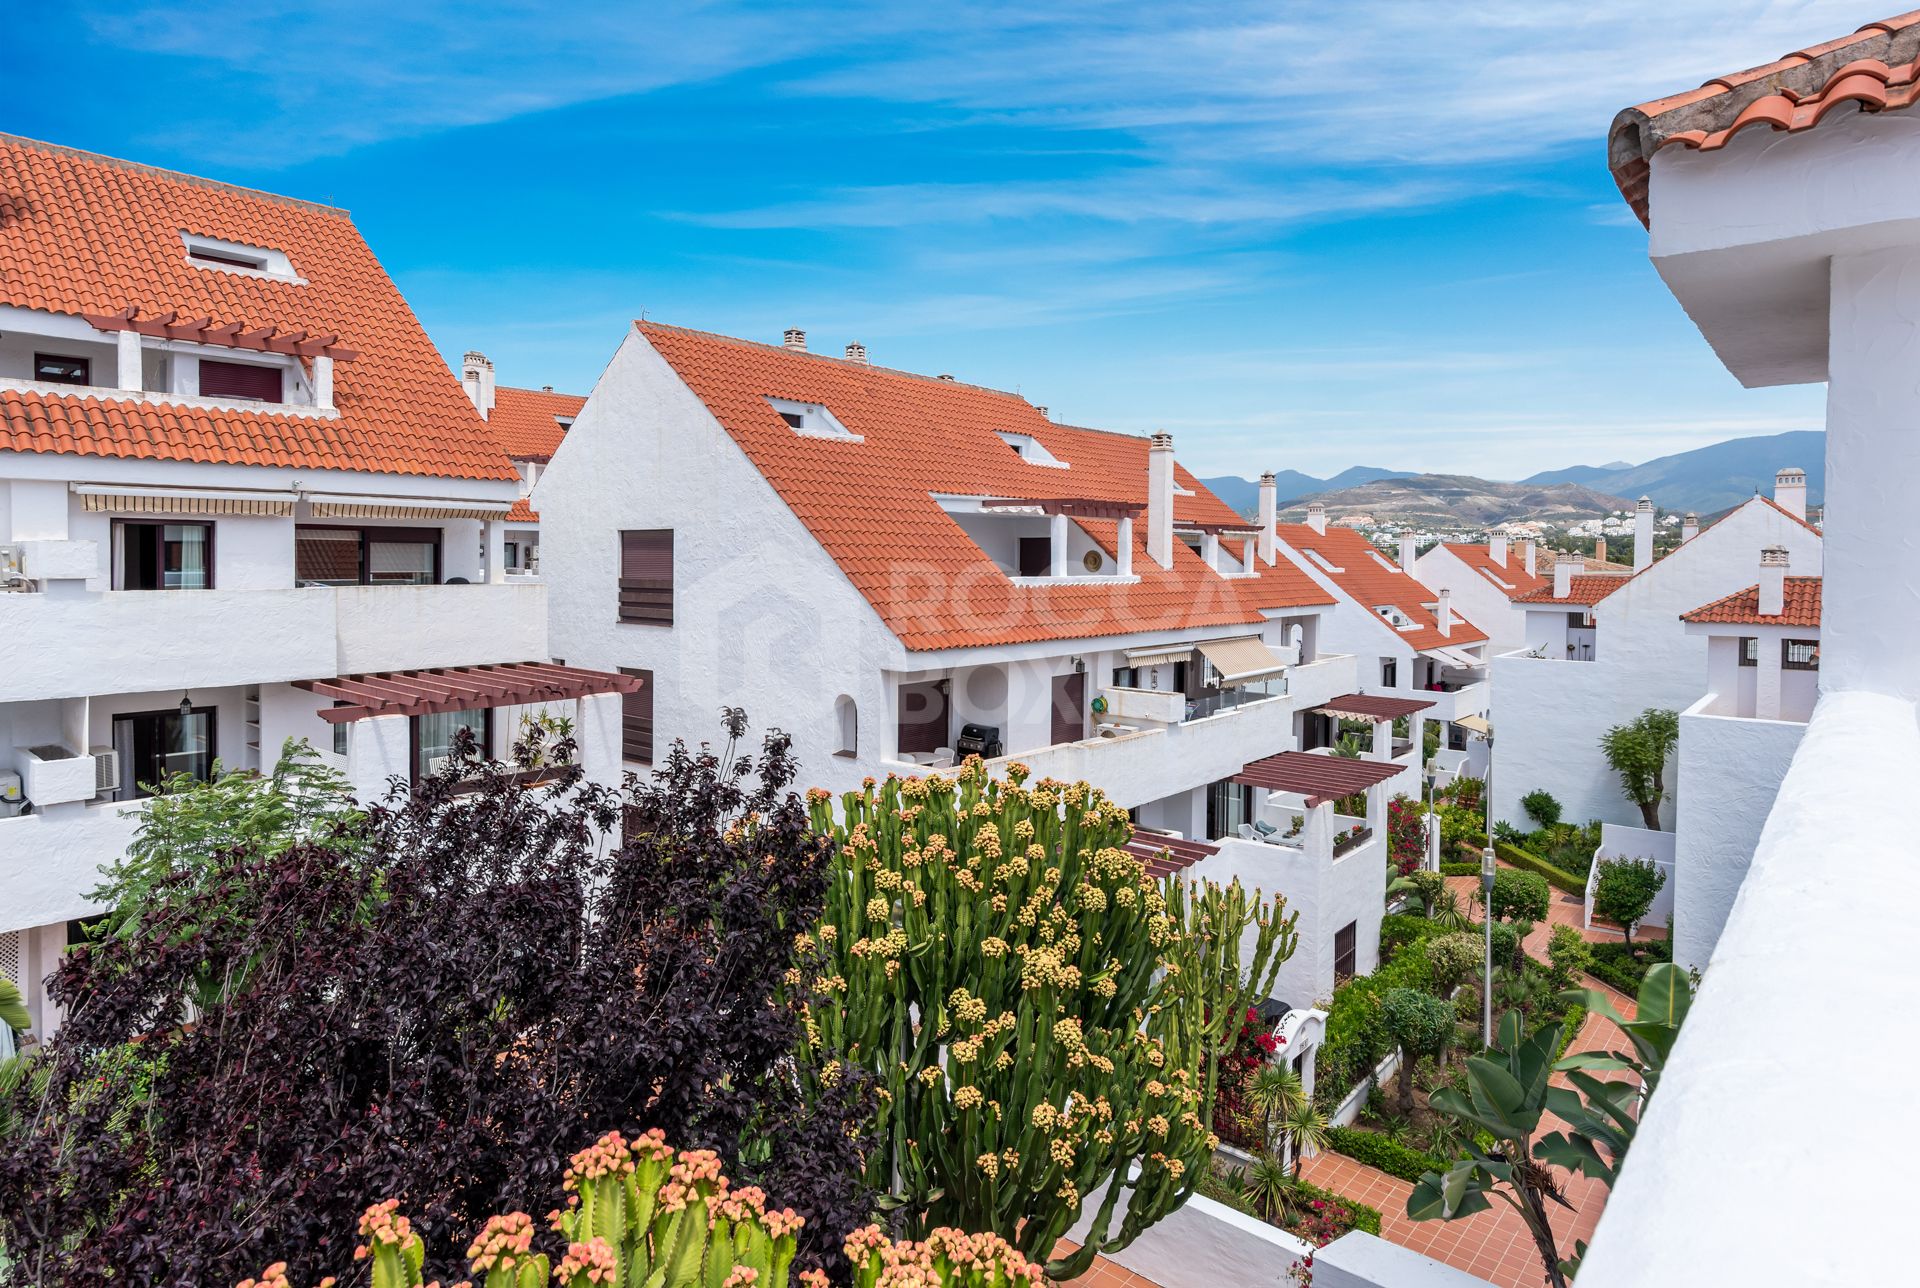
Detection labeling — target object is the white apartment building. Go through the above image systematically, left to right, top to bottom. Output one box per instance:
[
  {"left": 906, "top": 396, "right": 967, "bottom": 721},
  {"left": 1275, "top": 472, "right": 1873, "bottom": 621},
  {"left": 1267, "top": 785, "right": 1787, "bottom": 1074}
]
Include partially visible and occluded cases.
[
  {"left": 1579, "top": 16, "right": 1920, "bottom": 1284},
  {"left": 0, "top": 135, "right": 632, "bottom": 1035},
  {"left": 538, "top": 322, "right": 1395, "bottom": 1009},
  {"left": 458, "top": 349, "right": 584, "bottom": 577},
  {"left": 1489, "top": 475, "right": 1821, "bottom": 830},
  {"left": 1270, "top": 509, "right": 1494, "bottom": 788},
  {"left": 1413, "top": 534, "right": 1548, "bottom": 657},
  {"left": 1670, "top": 550, "right": 1819, "bottom": 972}
]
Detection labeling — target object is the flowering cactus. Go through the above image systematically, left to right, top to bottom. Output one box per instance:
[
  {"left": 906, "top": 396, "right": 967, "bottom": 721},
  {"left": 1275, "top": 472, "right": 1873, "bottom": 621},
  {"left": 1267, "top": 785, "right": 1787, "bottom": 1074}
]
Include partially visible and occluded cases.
[
  {"left": 800, "top": 761, "right": 1294, "bottom": 1278},
  {"left": 235, "top": 1132, "right": 803, "bottom": 1288},
  {"left": 843, "top": 1225, "right": 1046, "bottom": 1288}
]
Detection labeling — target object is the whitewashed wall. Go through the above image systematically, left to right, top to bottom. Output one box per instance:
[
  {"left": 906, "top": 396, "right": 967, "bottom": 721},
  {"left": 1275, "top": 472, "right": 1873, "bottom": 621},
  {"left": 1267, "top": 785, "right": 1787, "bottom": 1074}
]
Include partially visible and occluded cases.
[
  {"left": 1414, "top": 544, "right": 1531, "bottom": 657},
  {"left": 1064, "top": 1183, "right": 1310, "bottom": 1288}
]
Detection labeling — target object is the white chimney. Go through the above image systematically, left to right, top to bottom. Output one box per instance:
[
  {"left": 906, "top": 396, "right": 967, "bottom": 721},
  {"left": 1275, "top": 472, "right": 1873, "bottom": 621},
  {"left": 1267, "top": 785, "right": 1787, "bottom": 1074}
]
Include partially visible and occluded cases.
[
  {"left": 783, "top": 328, "right": 807, "bottom": 352},
  {"left": 843, "top": 340, "right": 867, "bottom": 365},
  {"left": 460, "top": 350, "right": 495, "bottom": 419},
  {"left": 1035, "top": 405, "right": 1049, "bottom": 418},
  {"left": 1147, "top": 432, "right": 1176, "bottom": 569},
  {"left": 1774, "top": 467, "right": 1807, "bottom": 520},
  {"left": 1258, "top": 471, "right": 1277, "bottom": 565},
  {"left": 1634, "top": 496, "right": 1655, "bottom": 570},
  {"left": 1306, "top": 502, "right": 1327, "bottom": 535},
  {"left": 1682, "top": 512, "right": 1700, "bottom": 543},
  {"left": 1399, "top": 532, "right": 1417, "bottom": 576},
  {"left": 1489, "top": 533, "right": 1508, "bottom": 567},
  {"left": 1523, "top": 538, "right": 1537, "bottom": 575},
  {"left": 1759, "top": 546, "right": 1789, "bottom": 617},
  {"left": 1554, "top": 553, "right": 1579, "bottom": 599},
  {"left": 1436, "top": 588, "right": 1454, "bottom": 637}
]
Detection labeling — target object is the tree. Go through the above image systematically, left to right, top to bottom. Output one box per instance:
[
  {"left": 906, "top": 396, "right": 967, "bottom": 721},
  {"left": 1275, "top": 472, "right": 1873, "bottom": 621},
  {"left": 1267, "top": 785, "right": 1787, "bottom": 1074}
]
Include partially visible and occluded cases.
[
  {"left": 1600, "top": 709, "right": 1680, "bottom": 830},
  {"left": 0, "top": 715, "right": 871, "bottom": 1287},
  {"left": 801, "top": 762, "right": 1294, "bottom": 1279},
  {"left": 1520, "top": 790, "right": 1562, "bottom": 829},
  {"left": 1591, "top": 858, "right": 1667, "bottom": 943},
  {"left": 1485, "top": 869, "right": 1551, "bottom": 926},
  {"left": 1426, "top": 933, "right": 1482, "bottom": 995},
  {"left": 1382, "top": 988, "right": 1454, "bottom": 1114},
  {"left": 1280, "top": 1098, "right": 1331, "bottom": 1180}
]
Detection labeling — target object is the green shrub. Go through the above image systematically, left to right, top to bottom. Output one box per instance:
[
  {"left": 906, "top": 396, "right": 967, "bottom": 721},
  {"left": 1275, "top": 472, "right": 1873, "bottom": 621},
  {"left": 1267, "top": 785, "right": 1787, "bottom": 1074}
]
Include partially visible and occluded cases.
[
  {"left": 1520, "top": 789, "right": 1562, "bottom": 828},
  {"left": 1494, "top": 841, "right": 1585, "bottom": 895},
  {"left": 1592, "top": 857, "right": 1668, "bottom": 941},
  {"left": 1439, "top": 861, "right": 1480, "bottom": 878},
  {"left": 1485, "top": 868, "right": 1551, "bottom": 924},
  {"left": 1380, "top": 913, "right": 1444, "bottom": 959},
  {"left": 1487, "top": 921, "right": 1518, "bottom": 967},
  {"left": 1545, "top": 923, "right": 1592, "bottom": 990},
  {"left": 1426, "top": 933, "right": 1481, "bottom": 994},
  {"left": 1587, "top": 938, "right": 1672, "bottom": 994},
  {"left": 1312, "top": 940, "right": 1440, "bottom": 1109},
  {"left": 1554, "top": 1001, "right": 1588, "bottom": 1061},
  {"left": 1325, "top": 1126, "right": 1445, "bottom": 1183},
  {"left": 1291, "top": 1176, "right": 1383, "bottom": 1237}
]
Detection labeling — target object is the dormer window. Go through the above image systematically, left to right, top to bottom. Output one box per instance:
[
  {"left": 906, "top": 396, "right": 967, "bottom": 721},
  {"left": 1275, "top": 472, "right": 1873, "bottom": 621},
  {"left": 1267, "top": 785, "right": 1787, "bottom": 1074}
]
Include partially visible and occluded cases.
[
  {"left": 182, "top": 232, "right": 299, "bottom": 281},
  {"left": 34, "top": 353, "right": 90, "bottom": 385},
  {"left": 767, "top": 396, "right": 859, "bottom": 441},
  {"left": 556, "top": 416, "right": 575, "bottom": 431},
  {"left": 994, "top": 431, "right": 1066, "bottom": 467},
  {"left": 1306, "top": 550, "right": 1344, "bottom": 575},
  {"left": 1366, "top": 551, "right": 1401, "bottom": 574},
  {"left": 1373, "top": 604, "right": 1416, "bottom": 629}
]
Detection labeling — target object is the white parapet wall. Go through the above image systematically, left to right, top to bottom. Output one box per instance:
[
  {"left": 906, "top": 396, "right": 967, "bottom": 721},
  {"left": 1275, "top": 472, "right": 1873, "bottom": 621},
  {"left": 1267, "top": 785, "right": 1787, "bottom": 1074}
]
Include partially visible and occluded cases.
[
  {"left": 1583, "top": 822, "right": 1676, "bottom": 933},
  {"left": 1064, "top": 1183, "right": 1311, "bottom": 1287},
  {"left": 1314, "top": 1232, "right": 1497, "bottom": 1288}
]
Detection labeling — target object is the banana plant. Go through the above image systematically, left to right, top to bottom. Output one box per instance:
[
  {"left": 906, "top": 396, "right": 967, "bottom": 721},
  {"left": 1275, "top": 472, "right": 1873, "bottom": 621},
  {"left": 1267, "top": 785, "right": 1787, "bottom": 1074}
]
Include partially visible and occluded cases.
[{"left": 799, "top": 761, "right": 1293, "bottom": 1279}]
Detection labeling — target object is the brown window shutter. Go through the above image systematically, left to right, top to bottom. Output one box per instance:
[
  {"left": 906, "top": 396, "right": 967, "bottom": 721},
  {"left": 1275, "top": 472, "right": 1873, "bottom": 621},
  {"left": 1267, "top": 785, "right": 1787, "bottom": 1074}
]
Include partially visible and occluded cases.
[
  {"left": 198, "top": 359, "right": 283, "bottom": 401},
  {"left": 618, "top": 529, "right": 673, "bottom": 625},
  {"left": 620, "top": 666, "right": 654, "bottom": 762}
]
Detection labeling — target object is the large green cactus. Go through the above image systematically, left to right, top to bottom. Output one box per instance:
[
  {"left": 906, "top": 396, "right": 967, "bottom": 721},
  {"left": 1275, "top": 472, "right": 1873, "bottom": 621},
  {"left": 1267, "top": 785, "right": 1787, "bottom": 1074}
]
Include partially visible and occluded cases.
[{"left": 800, "top": 761, "right": 1294, "bottom": 1278}]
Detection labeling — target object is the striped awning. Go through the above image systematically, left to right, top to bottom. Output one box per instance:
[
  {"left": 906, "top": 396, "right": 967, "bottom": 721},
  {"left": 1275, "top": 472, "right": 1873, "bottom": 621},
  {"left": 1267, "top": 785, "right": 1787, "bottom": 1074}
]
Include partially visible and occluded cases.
[
  {"left": 73, "top": 483, "right": 296, "bottom": 516},
  {"left": 307, "top": 499, "right": 514, "bottom": 522},
  {"left": 1195, "top": 635, "right": 1287, "bottom": 687},
  {"left": 1125, "top": 643, "right": 1196, "bottom": 668},
  {"left": 296, "top": 662, "right": 643, "bottom": 723}
]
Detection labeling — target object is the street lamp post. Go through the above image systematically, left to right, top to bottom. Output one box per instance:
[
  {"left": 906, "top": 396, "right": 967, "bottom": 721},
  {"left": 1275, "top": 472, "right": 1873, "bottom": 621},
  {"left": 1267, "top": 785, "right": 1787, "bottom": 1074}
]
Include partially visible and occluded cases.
[{"left": 1479, "top": 726, "right": 1496, "bottom": 1049}]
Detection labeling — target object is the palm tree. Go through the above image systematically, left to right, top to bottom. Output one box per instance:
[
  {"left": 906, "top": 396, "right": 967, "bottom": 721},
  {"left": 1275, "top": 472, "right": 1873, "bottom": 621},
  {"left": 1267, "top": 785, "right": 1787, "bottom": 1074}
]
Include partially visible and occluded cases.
[
  {"left": 1246, "top": 1064, "right": 1307, "bottom": 1152},
  {"left": 1283, "top": 1100, "right": 1332, "bottom": 1179},
  {"left": 1238, "top": 1153, "right": 1300, "bottom": 1224}
]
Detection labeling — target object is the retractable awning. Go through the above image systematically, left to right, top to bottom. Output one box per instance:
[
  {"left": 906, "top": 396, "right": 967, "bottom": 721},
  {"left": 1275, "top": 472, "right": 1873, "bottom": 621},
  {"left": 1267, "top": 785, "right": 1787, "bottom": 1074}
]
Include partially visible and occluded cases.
[
  {"left": 72, "top": 482, "right": 297, "bottom": 516},
  {"left": 303, "top": 492, "right": 515, "bottom": 522},
  {"left": 1195, "top": 636, "right": 1288, "bottom": 687},
  {"left": 1125, "top": 643, "right": 1195, "bottom": 668},
  {"left": 1429, "top": 646, "right": 1484, "bottom": 670},
  {"left": 1454, "top": 714, "right": 1492, "bottom": 736}
]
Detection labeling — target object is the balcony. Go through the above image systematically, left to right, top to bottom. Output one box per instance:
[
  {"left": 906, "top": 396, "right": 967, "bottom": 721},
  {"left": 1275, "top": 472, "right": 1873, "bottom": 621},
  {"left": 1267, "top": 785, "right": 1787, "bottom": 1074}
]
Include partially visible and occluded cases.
[
  {"left": 0, "top": 583, "right": 547, "bottom": 703},
  {"left": 1283, "top": 652, "right": 1359, "bottom": 712},
  {"left": 1414, "top": 678, "right": 1489, "bottom": 724},
  {"left": 0, "top": 798, "right": 142, "bottom": 930}
]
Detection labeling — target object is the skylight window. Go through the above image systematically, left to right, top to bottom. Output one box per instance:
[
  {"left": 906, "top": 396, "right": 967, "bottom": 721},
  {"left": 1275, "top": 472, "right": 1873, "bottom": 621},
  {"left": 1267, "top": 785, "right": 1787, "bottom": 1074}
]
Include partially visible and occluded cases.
[
  {"left": 182, "top": 232, "right": 298, "bottom": 280},
  {"left": 767, "top": 396, "right": 860, "bottom": 441},
  {"left": 994, "top": 430, "right": 1066, "bottom": 467},
  {"left": 1305, "top": 550, "right": 1344, "bottom": 575},
  {"left": 1367, "top": 551, "right": 1402, "bottom": 574}
]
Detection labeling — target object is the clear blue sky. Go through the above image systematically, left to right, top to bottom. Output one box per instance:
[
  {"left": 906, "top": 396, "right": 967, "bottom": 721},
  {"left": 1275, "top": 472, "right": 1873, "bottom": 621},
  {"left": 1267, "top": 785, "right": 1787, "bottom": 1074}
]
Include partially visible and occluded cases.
[{"left": 10, "top": 2, "right": 1852, "bottom": 478}]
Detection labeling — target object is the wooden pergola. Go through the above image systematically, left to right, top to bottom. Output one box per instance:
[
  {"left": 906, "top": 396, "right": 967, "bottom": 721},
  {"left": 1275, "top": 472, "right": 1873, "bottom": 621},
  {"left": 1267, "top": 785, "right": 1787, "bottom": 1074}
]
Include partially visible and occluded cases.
[{"left": 295, "top": 662, "right": 641, "bottom": 724}]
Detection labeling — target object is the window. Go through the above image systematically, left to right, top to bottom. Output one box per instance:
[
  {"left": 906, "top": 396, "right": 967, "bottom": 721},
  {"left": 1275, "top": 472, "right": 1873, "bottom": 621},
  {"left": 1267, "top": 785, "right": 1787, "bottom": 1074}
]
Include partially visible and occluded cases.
[
  {"left": 182, "top": 233, "right": 295, "bottom": 278},
  {"left": 33, "top": 353, "right": 90, "bottom": 385},
  {"left": 199, "top": 359, "right": 283, "bottom": 402},
  {"left": 766, "top": 397, "right": 858, "bottom": 440},
  {"left": 778, "top": 411, "right": 805, "bottom": 428},
  {"left": 112, "top": 520, "right": 212, "bottom": 590},
  {"left": 296, "top": 526, "right": 440, "bottom": 586},
  {"left": 618, "top": 529, "right": 673, "bottom": 625},
  {"left": 1017, "top": 536, "right": 1052, "bottom": 577},
  {"left": 1737, "top": 637, "right": 1758, "bottom": 668},
  {"left": 1782, "top": 638, "right": 1820, "bottom": 671},
  {"left": 1381, "top": 658, "right": 1398, "bottom": 688},
  {"left": 1112, "top": 666, "right": 1140, "bottom": 689},
  {"left": 620, "top": 667, "right": 653, "bottom": 764},
  {"left": 834, "top": 694, "right": 858, "bottom": 758},
  {"left": 112, "top": 706, "right": 215, "bottom": 800},
  {"left": 412, "top": 708, "right": 491, "bottom": 781},
  {"left": 332, "top": 721, "right": 349, "bottom": 757},
  {"left": 1206, "top": 779, "right": 1254, "bottom": 840},
  {"left": 1334, "top": 922, "right": 1357, "bottom": 981}
]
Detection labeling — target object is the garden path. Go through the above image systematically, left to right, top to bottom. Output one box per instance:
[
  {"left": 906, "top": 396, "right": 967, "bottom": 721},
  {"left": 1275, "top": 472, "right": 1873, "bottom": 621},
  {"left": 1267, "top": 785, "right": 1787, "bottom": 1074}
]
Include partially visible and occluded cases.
[
  {"left": 1444, "top": 865, "right": 1667, "bottom": 957},
  {"left": 1055, "top": 1241, "right": 1165, "bottom": 1288}
]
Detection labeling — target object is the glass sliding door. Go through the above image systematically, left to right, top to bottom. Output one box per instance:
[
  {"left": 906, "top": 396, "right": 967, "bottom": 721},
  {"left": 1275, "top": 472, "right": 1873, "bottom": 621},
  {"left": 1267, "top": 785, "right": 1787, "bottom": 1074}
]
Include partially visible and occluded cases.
[
  {"left": 113, "top": 520, "right": 212, "bottom": 590},
  {"left": 113, "top": 706, "right": 215, "bottom": 799},
  {"left": 412, "top": 708, "right": 491, "bottom": 780}
]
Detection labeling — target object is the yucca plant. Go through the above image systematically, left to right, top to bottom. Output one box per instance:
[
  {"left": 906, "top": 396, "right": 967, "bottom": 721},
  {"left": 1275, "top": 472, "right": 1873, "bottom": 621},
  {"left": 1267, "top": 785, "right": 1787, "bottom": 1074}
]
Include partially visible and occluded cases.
[{"left": 800, "top": 762, "right": 1294, "bottom": 1278}]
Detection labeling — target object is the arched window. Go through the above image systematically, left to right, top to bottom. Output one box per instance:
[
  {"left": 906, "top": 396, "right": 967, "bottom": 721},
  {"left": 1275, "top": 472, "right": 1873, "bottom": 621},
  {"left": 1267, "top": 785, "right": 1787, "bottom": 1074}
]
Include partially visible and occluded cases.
[{"left": 834, "top": 694, "right": 858, "bottom": 758}]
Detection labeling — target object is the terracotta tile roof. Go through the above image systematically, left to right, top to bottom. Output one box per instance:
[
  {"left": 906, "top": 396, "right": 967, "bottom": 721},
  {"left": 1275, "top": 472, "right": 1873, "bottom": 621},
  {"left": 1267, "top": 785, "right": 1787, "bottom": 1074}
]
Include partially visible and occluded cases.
[
  {"left": 1609, "top": 11, "right": 1920, "bottom": 225},
  {"left": 0, "top": 134, "right": 515, "bottom": 481},
  {"left": 634, "top": 322, "right": 1332, "bottom": 651},
  {"left": 491, "top": 385, "right": 584, "bottom": 461},
  {"left": 506, "top": 497, "right": 537, "bottom": 522},
  {"left": 1274, "top": 522, "right": 1489, "bottom": 651},
  {"left": 1442, "top": 542, "right": 1548, "bottom": 601},
  {"left": 1512, "top": 574, "right": 1632, "bottom": 607},
  {"left": 1681, "top": 576, "right": 1822, "bottom": 627},
  {"left": 1231, "top": 750, "right": 1404, "bottom": 808}
]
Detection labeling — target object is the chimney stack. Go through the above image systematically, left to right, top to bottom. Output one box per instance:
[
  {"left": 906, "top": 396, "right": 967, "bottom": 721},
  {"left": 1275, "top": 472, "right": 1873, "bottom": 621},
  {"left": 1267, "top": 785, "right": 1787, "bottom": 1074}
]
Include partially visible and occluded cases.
[
  {"left": 782, "top": 328, "right": 807, "bottom": 352},
  {"left": 843, "top": 340, "right": 867, "bottom": 365},
  {"left": 460, "top": 351, "right": 496, "bottom": 420},
  {"left": 936, "top": 373, "right": 956, "bottom": 382},
  {"left": 1036, "top": 405, "right": 1049, "bottom": 418},
  {"left": 1147, "top": 432, "right": 1176, "bottom": 569},
  {"left": 1774, "top": 467, "right": 1807, "bottom": 520},
  {"left": 1258, "top": 471, "right": 1277, "bottom": 565},
  {"left": 1634, "top": 496, "right": 1655, "bottom": 570},
  {"left": 1306, "top": 502, "right": 1327, "bottom": 535},
  {"left": 1682, "top": 512, "right": 1700, "bottom": 543},
  {"left": 1399, "top": 532, "right": 1418, "bottom": 576},
  {"left": 1489, "top": 532, "right": 1508, "bottom": 567},
  {"left": 1523, "top": 537, "right": 1537, "bottom": 575},
  {"left": 1759, "top": 546, "right": 1789, "bottom": 617},
  {"left": 1554, "top": 553, "right": 1579, "bottom": 600},
  {"left": 1436, "top": 588, "right": 1454, "bottom": 637}
]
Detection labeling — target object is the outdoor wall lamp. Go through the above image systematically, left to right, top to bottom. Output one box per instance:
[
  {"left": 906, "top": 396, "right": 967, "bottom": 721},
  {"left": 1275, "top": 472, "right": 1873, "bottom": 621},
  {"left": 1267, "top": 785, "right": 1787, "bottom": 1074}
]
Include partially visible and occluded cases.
[{"left": 178, "top": 691, "right": 194, "bottom": 722}]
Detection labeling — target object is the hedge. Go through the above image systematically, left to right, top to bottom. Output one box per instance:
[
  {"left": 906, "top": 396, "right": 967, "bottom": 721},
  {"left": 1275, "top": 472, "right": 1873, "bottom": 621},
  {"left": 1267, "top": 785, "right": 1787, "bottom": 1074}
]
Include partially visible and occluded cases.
[
  {"left": 1495, "top": 840, "right": 1586, "bottom": 896},
  {"left": 1439, "top": 861, "right": 1480, "bottom": 878},
  {"left": 1379, "top": 913, "right": 1446, "bottom": 959},
  {"left": 1586, "top": 939, "right": 1671, "bottom": 994},
  {"left": 1312, "top": 940, "right": 1439, "bottom": 1109},
  {"left": 1554, "top": 1002, "right": 1588, "bottom": 1061},
  {"left": 1326, "top": 1126, "right": 1446, "bottom": 1183}
]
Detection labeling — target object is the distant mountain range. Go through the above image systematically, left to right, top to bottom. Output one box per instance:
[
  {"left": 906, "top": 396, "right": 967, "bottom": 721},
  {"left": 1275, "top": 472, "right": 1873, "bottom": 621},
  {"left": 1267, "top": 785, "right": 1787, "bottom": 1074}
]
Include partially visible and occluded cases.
[
  {"left": 1203, "top": 430, "right": 1822, "bottom": 519},
  {"left": 1520, "top": 430, "right": 1823, "bottom": 513},
  {"left": 1200, "top": 466, "right": 1405, "bottom": 512},
  {"left": 1274, "top": 475, "right": 1635, "bottom": 527}
]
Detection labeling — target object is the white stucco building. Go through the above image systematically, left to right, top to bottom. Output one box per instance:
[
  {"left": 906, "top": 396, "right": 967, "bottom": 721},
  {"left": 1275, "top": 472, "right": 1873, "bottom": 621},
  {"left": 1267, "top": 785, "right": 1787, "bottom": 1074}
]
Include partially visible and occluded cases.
[
  {"left": 1578, "top": 15, "right": 1920, "bottom": 1285},
  {"left": 0, "top": 135, "right": 633, "bottom": 1036},
  {"left": 538, "top": 322, "right": 1401, "bottom": 1010},
  {"left": 458, "top": 350, "right": 585, "bottom": 577},
  {"left": 1488, "top": 475, "right": 1822, "bottom": 830},
  {"left": 1412, "top": 534, "right": 1547, "bottom": 658}
]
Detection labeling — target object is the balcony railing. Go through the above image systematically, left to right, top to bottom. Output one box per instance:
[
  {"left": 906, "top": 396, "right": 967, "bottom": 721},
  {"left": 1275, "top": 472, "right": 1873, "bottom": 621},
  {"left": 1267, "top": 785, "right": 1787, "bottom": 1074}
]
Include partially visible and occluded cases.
[{"left": 1183, "top": 682, "right": 1285, "bottom": 722}]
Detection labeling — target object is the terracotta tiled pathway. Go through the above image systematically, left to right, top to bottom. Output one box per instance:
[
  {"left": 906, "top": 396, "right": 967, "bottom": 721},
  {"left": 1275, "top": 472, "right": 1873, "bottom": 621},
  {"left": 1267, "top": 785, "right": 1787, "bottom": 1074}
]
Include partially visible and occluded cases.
[
  {"left": 1443, "top": 867, "right": 1668, "bottom": 957},
  {"left": 1054, "top": 1241, "right": 1163, "bottom": 1288}
]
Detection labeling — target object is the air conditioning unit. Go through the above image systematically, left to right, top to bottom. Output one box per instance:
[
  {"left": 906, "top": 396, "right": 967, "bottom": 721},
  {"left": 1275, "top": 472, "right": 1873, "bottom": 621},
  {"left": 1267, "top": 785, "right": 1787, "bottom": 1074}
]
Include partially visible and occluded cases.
[{"left": 89, "top": 747, "right": 120, "bottom": 796}]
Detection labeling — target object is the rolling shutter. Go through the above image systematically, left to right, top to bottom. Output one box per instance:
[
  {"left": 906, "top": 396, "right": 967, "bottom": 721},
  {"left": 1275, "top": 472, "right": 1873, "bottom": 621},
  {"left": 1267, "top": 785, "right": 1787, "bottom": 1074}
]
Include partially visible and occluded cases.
[
  {"left": 198, "top": 359, "right": 283, "bottom": 402},
  {"left": 618, "top": 530, "right": 673, "bottom": 625},
  {"left": 620, "top": 667, "right": 653, "bottom": 763}
]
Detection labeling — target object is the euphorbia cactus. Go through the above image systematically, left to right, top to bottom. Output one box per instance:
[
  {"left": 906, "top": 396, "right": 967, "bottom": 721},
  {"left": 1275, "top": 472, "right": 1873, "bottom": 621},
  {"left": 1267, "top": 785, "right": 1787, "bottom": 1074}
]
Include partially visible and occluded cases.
[
  {"left": 800, "top": 762, "right": 1295, "bottom": 1278},
  {"left": 843, "top": 1225, "right": 1045, "bottom": 1288}
]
